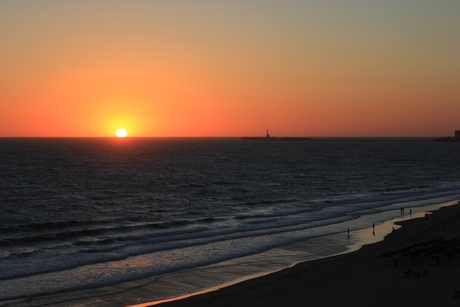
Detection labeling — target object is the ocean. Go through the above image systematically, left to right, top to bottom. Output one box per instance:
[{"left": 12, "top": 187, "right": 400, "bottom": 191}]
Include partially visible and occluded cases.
[{"left": 1, "top": 137, "right": 460, "bottom": 303}]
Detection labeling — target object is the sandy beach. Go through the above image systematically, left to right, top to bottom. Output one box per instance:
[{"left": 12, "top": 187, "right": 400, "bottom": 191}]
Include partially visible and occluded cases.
[
  {"left": 3, "top": 201, "right": 460, "bottom": 307},
  {"left": 154, "top": 202, "right": 460, "bottom": 307}
]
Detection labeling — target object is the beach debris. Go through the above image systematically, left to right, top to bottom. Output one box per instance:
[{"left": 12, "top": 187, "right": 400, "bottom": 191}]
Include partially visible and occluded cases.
[
  {"left": 381, "top": 238, "right": 460, "bottom": 267},
  {"left": 402, "top": 268, "right": 427, "bottom": 278},
  {"left": 402, "top": 269, "right": 412, "bottom": 278}
]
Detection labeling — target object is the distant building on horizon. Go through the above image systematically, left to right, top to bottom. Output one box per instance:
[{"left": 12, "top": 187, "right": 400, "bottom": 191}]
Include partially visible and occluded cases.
[{"left": 433, "top": 130, "right": 460, "bottom": 142}]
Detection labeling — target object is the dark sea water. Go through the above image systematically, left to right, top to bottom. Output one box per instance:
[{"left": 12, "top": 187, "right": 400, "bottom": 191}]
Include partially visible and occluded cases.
[{"left": 1, "top": 137, "right": 460, "bottom": 302}]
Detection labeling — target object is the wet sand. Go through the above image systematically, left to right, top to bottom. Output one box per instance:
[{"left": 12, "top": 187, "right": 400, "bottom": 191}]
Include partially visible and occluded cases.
[
  {"left": 3, "top": 202, "right": 460, "bottom": 307},
  {"left": 152, "top": 202, "right": 460, "bottom": 307}
]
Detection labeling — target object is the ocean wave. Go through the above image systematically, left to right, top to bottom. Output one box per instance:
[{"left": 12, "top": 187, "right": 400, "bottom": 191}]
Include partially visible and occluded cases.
[{"left": 2, "top": 138, "right": 460, "bottom": 300}]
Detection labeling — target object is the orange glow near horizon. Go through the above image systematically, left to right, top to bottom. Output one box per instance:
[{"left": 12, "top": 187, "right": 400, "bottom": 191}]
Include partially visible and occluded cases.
[{"left": 1, "top": 1, "right": 460, "bottom": 137}]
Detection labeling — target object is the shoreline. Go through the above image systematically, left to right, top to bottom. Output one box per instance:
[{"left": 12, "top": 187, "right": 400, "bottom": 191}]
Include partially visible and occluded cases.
[
  {"left": 3, "top": 200, "right": 459, "bottom": 307},
  {"left": 152, "top": 201, "right": 460, "bottom": 307},
  {"left": 127, "top": 209, "right": 434, "bottom": 307}
]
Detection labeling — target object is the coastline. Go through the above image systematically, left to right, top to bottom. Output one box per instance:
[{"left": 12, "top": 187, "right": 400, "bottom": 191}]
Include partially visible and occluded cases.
[
  {"left": 3, "top": 200, "right": 460, "bottom": 307},
  {"left": 153, "top": 201, "right": 460, "bottom": 307}
]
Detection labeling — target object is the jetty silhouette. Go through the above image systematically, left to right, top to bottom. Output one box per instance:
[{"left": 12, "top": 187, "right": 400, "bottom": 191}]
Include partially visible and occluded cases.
[{"left": 241, "top": 130, "right": 323, "bottom": 141}]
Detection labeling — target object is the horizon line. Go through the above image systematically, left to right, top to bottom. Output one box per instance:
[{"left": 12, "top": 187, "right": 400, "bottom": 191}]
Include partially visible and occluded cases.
[{"left": 0, "top": 136, "right": 444, "bottom": 139}]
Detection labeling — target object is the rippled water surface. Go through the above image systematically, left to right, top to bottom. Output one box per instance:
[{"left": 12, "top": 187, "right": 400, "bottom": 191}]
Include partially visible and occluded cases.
[{"left": 1, "top": 137, "right": 460, "bottom": 300}]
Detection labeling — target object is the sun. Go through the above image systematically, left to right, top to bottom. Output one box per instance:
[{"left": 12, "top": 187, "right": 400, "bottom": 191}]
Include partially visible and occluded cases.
[{"left": 116, "top": 128, "right": 128, "bottom": 137}]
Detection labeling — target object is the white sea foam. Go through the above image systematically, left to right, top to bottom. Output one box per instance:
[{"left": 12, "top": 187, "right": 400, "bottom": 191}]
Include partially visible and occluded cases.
[{"left": 1, "top": 138, "right": 460, "bottom": 301}]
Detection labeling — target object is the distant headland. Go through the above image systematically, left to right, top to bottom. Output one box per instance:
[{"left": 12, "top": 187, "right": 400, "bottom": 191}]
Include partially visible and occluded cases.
[
  {"left": 241, "top": 130, "right": 326, "bottom": 141},
  {"left": 433, "top": 130, "right": 460, "bottom": 142}
]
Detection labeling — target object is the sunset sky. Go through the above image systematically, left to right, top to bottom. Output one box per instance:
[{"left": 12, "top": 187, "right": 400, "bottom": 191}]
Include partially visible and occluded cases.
[{"left": 1, "top": 1, "right": 459, "bottom": 137}]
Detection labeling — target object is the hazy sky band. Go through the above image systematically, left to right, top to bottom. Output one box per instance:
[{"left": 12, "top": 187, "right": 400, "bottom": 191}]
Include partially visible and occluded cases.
[{"left": 1, "top": 1, "right": 459, "bottom": 137}]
